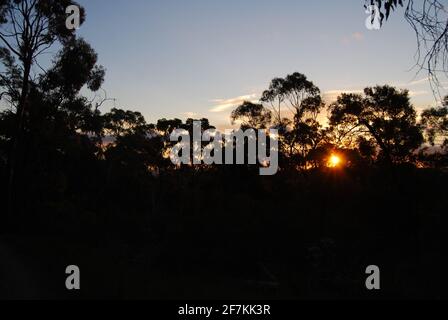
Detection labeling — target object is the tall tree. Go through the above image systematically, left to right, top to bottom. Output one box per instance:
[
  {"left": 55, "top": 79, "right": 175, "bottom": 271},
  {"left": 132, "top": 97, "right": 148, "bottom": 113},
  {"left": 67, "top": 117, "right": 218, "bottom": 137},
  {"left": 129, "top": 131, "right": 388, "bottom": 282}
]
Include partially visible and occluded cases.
[
  {"left": 0, "top": 0, "right": 100, "bottom": 217},
  {"left": 0, "top": 0, "right": 85, "bottom": 131},
  {"left": 261, "top": 72, "right": 321, "bottom": 125},
  {"left": 260, "top": 73, "right": 324, "bottom": 167}
]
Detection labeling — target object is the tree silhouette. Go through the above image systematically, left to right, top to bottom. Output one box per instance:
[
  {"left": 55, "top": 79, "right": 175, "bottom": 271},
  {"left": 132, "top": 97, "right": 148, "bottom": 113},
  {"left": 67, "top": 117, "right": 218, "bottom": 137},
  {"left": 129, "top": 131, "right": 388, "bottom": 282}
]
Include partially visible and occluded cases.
[
  {"left": 0, "top": 0, "right": 89, "bottom": 216},
  {"left": 0, "top": 2, "right": 447, "bottom": 299},
  {"left": 260, "top": 72, "right": 325, "bottom": 168},
  {"left": 261, "top": 72, "right": 322, "bottom": 125},
  {"left": 329, "top": 85, "right": 423, "bottom": 163},
  {"left": 421, "top": 98, "right": 448, "bottom": 150},
  {"left": 231, "top": 101, "right": 272, "bottom": 130},
  {"left": 103, "top": 108, "right": 150, "bottom": 138},
  {"left": 100, "top": 109, "right": 168, "bottom": 181},
  {"left": 156, "top": 118, "right": 183, "bottom": 136}
]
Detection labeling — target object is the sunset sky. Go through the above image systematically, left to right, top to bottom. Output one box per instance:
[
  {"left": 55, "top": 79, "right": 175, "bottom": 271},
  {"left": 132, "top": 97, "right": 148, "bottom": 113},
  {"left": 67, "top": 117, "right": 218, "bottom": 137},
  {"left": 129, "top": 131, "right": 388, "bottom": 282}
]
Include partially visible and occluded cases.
[{"left": 76, "top": 0, "right": 438, "bottom": 129}]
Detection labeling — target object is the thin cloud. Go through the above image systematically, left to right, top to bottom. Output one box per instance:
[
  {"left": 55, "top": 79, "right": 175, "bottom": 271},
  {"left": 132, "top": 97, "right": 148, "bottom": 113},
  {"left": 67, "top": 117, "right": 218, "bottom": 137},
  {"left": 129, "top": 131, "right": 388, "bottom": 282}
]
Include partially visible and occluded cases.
[
  {"left": 341, "top": 32, "right": 364, "bottom": 45},
  {"left": 352, "top": 32, "right": 364, "bottom": 41},
  {"left": 392, "top": 77, "right": 431, "bottom": 88},
  {"left": 406, "top": 77, "right": 430, "bottom": 86},
  {"left": 408, "top": 90, "right": 429, "bottom": 97},
  {"left": 209, "top": 93, "right": 259, "bottom": 113},
  {"left": 183, "top": 112, "right": 199, "bottom": 118}
]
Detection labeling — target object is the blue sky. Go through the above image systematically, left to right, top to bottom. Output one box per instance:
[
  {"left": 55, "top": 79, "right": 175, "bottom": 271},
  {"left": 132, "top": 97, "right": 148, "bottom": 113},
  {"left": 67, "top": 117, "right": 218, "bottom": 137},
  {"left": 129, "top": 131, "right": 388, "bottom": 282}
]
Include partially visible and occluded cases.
[{"left": 76, "top": 0, "right": 437, "bottom": 128}]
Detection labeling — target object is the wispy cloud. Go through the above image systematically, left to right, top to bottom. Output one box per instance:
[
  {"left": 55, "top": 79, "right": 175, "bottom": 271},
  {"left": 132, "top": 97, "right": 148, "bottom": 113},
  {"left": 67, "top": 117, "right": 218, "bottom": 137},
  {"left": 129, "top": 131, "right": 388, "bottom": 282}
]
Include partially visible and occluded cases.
[
  {"left": 341, "top": 32, "right": 364, "bottom": 45},
  {"left": 352, "top": 32, "right": 364, "bottom": 41},
  {"left": 392, "top": 77, "right": 431, "bottom": 88},
  {"left": 406, "top": 77, "right": 430, "bottom": 87},
  {"left": 408, "top": 90, "right": 429, "bottom": 97},
  {"left": 209, "top": 93, "right": 259, "bottom": 113},
  {"left": 182, "top": 112, "right": 199, "bottom": 118}
]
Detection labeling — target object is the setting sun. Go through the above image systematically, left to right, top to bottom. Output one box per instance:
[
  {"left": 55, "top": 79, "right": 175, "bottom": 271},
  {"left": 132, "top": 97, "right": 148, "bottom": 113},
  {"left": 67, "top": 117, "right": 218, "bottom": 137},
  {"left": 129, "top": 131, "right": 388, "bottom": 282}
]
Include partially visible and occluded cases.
[{"left": 328, "top": 154, "right": 342, "bottom": 168}]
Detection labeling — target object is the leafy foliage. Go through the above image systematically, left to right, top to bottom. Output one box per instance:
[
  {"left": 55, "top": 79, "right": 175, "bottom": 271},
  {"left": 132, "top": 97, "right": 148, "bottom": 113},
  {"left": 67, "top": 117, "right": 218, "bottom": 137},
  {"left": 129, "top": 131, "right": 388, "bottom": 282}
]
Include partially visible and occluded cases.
[
  {"left": 365, "top": 0, "right": 405, "bottom": 24},
  {"left": 329, "top": 86, "right": 423, "bottom": 163},
  {"left": 231, "top": 101, "right": 272, "bottom": 130}
]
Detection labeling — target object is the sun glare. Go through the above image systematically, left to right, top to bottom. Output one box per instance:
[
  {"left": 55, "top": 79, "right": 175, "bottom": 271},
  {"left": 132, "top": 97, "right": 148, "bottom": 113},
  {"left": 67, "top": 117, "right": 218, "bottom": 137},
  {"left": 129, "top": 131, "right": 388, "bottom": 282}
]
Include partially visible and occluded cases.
[{"left": 328, "top": 154, "right": 342, "bottom": 168}]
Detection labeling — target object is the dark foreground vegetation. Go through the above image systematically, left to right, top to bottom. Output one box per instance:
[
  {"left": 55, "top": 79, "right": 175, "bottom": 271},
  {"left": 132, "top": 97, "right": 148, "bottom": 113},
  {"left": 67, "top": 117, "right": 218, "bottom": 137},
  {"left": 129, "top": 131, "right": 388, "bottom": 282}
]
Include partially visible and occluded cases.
[
  {"left": 1, "top": 0, "right": 448, "bottom": 299},
  {"left": 1, "top": 163, "right": 448, "bottom": 299},
  {"left": 0, "top": 165, "right": 448, "bottom": 298}
]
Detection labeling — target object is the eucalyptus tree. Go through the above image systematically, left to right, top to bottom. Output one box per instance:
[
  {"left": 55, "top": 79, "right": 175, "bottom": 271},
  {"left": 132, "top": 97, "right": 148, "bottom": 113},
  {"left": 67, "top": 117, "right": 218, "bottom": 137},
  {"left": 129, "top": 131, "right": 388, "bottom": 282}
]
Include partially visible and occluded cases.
[
  {"left": 0, "top": 0, "right": 105, "bottom": 217},
  {"left": 329, "top": 85, "right": 424, "bottom": 163}
]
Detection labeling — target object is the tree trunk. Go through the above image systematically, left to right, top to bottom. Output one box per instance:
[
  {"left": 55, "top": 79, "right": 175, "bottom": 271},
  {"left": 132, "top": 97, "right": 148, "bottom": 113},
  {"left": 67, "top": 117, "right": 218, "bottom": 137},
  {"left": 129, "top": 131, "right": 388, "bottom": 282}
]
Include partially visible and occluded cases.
[
  {"left": 6, "top": 57, "right": 32, "bottom": 221},
  {"left": 362, "top": 120, "right": 392, "bottom": 164}
]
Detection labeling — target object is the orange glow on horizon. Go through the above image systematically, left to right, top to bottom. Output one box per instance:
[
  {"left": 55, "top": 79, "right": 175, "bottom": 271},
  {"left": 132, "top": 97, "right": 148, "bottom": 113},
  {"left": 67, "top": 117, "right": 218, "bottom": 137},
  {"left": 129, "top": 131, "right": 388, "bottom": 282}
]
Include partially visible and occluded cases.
[{"left": 328, "top": 154, "right": 342, "bottom": 168}]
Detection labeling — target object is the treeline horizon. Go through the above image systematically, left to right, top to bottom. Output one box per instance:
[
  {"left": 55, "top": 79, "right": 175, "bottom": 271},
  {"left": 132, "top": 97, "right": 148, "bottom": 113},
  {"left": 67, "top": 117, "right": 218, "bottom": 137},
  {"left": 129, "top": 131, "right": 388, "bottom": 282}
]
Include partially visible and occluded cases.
[
  {"left": 1, "top": 0, "right": 448, "bottom": 299},
  {"left": 1, "top": 14, "right": 448, "bottom": 232},
  {"left": 91, "top": 76, "right": 448, "bottom": 172}
]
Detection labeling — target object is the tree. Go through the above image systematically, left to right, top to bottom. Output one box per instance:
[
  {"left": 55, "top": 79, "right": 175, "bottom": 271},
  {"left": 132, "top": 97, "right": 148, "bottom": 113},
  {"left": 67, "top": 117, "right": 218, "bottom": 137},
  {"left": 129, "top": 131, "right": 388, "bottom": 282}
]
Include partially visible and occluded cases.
[
  {"left": 0, "top": 0, "right": 104, "bottom": 217},
  {"left": 0, "top": 0, "right": 86, "bottom": 136},
  {"left": 38, "top": 37, "right": 106, "bottom": 143},
  {"left": 261, "top": 72, "right": 321, "bottom": 125},
  {"left": 260, "top": 73, "right": 325, "bottom": 168},
  {"left": 329, "top": 85, "right": 424, "bottom": 163},
  {"left": 421, "top": 97, "right": 448, "bottom": 150},
  {"left": 231, "top": 101, "right": 272, "bottom": 130},
  {"left": 419, "top": 103, "right": 448, "bottom": 167},
  {"left": 103, "top": 108, "right": 150, "bottom": 138},
  {"left": 104, "top": 110, "right": 164, "bottom": 176},
  {"left": 156, "top": 118, "right": 183, "bottom": 136},
  {"left": 183, "top": 118, "right": 215, "bottom": 133},
  {"left": 290, "top": 118, "right": 324, "bottom": 162}
]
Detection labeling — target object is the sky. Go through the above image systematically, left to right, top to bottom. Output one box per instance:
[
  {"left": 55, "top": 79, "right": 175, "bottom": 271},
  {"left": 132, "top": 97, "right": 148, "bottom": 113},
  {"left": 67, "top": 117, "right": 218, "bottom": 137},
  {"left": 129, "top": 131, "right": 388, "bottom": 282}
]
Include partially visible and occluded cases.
[{"left": 75, "top": 0, "right": 439, "bottom": 129}]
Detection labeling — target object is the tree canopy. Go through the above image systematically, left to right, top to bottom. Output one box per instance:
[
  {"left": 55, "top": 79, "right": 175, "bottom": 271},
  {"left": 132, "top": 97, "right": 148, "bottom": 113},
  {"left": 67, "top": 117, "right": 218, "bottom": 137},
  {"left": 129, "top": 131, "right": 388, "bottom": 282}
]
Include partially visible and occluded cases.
[{"left": 329, "top": 85, "right": 423, "bottom": 163}]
